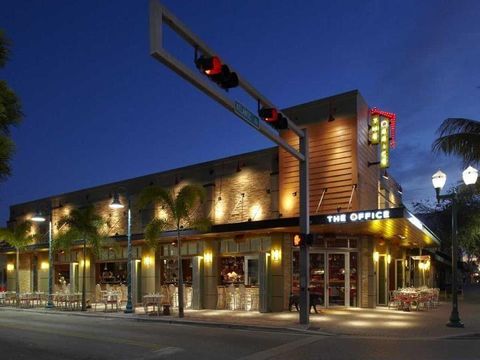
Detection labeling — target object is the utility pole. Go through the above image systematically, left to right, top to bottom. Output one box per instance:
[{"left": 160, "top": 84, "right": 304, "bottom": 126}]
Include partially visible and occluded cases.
[{"left": 149, "top": 0, "right": 311, "bottom": 324}]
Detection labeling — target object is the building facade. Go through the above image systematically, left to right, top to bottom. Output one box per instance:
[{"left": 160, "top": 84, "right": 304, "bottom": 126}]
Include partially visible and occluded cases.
[{"left": 0, "top": 90, "right": 440, "bottom": 311}]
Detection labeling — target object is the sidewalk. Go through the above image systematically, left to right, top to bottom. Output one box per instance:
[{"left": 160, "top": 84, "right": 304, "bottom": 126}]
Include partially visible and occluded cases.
[{"left": 3, "top": 284, "right": 480, "bottom": 339}]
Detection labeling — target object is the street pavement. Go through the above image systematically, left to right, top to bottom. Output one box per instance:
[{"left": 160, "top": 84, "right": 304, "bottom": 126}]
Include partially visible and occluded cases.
[
  {"left": 0, "top": 284, "right": 479, "bottom": 359},
  {"left": 0, "top": 309, "right": 479, "bottom": 360}
]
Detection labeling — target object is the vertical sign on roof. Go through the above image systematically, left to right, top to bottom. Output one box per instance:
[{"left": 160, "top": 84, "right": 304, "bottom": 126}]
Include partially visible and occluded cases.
[
  {"left": 369, "top": 115, "right": 380, "bottom": 144},
  {"left": 380, "top": 118, "right": 390, "bottom": 168}
]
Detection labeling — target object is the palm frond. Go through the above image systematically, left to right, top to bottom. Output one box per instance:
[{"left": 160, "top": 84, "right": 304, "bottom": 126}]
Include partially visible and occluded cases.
[
  {"left": 432, "top": 118, "right": 480, "bottom": 166},
  {"left": 175, "top": 184, "right": 206, "bottom": 221},
  {"left": 137, "top": 185, "right": 175, "bottom": 213},
  {"left": 54, "top": 205, "right": 107, "bottom": 254},
  {"left": 190, "top": 217, "right": 211, "bottom": 232},
  {"left": 144, "top": 218, "right": 167, "bottom": 250},
  {"left": 0, "top": 221, "right": 34, "bottom": 250},
  {"left": 53, "top": 227, "right": 82, "bottom": 251}
]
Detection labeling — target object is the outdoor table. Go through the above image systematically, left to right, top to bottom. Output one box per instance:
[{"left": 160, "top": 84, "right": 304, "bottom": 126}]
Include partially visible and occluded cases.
[{"left": 143, "top": 294, "right": 168, "bottom": 315}]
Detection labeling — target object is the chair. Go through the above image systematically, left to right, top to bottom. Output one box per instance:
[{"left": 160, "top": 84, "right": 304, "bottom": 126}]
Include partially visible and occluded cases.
[
  {"left": 226, "top": 284, "right": 236, "bottom": 310},
  {"left": 238, "top": 284, "right": 246, "bottom": 310},
  {"left": 94, "top": 285, "right": 103, "bottom": 311},
  {"left": 169, "top": 285, "right": 178, "bottom": 308},
  {"left": 184, "top": 286, "right": 192, "bottom": 309},
  {"left": 216, "top": 286, "right": 226, "bottom": 309},
  {"left": 250, "top": 288, "right": 259, "bottom": 311},
  {"left": 388, "top": 290, "right": 401, "bottom": 309},
  {"left": 104, "top": 292, "right": 119, "bottom": 312}
]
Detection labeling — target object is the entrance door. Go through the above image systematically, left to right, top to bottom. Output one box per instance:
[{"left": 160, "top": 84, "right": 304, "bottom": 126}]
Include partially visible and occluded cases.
[
  {"left": 309, "top": 253, "right": 325, "bottom": 307},
  {"left": 327, "top": 253, "right": 348, "bottom": 307},
  {"left": 377, "top": 255, "right": 388, "bottom": 305}
]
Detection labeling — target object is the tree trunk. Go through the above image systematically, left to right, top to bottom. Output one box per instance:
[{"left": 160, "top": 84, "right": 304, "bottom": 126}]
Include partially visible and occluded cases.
[
  {"left": 177, "top": 225, "right": 184, "bottom": 318},
  {"left": 81, "top": 238, "right": 87, "bottom": 311},
  {"left": 15, "top": 247, "right": 19, "bottom": 306}
]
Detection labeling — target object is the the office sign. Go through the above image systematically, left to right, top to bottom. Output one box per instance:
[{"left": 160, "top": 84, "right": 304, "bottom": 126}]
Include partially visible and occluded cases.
[{"left": 315, "top": 207, "right": 405, "bottom": 225}]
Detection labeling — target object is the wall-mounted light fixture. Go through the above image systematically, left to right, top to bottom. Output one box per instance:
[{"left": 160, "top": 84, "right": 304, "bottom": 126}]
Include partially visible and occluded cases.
[
  {"left": 292, "top": 192, "right": 297, "bottom": 197},
  {"left": 271, "top": 249, "right": 281, "bottom": 262},
  {"left": 203, "top": 251, "right": 213, "bottom": 264},
  {"left": 373, "top": 251, "right": 379, "bottom": 262},
  {"left": 387, "top": 254, "right": 392, "bottom": 264},
  {"left": 143, "top": 255, "right": 153, "bottom": 266},
  {"left": 80, "top": 259, "right": 90, "bottom": 268},
  {"left": 40, "top": 261, "right": 49, "bottom": 270},
  {"left": 6, "top": 263, "right": 14, "bottom": 271}
]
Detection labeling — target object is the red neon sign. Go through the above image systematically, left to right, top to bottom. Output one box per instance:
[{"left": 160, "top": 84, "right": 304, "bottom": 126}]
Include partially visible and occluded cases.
[{"left": 370, "top": 108, "right": 397, "bottom": 148}]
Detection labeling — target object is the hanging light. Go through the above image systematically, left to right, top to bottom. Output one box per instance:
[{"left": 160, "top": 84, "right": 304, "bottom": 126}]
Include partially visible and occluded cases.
[
  {"left": 462, "top": 166, "right": 478, "bottom": 186},
  {"left": 432, "top": 170, "right": 447, "bottom": 190},
  {"left": 109, "top": 193, "right": 124, "bottom": 209},
  {"left": 31, "top": 211, "right": 46, "bottom": 222}
]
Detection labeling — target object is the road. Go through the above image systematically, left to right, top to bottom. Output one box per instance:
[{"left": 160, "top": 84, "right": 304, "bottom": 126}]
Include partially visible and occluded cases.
[{"left": 0, "top": 309, "right": 479, "bottom": 360}]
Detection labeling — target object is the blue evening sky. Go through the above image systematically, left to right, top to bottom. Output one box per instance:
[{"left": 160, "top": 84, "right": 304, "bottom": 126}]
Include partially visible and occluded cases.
[{"left": 0, "top": 0, "right": 479, "bottom": 223}]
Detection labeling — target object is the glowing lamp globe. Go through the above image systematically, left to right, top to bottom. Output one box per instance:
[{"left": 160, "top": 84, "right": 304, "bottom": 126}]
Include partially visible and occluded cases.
[
  {"left": 462, "top": 166, "right": 478, "bottom": 186},
  {"left": 432, "top": 170, "right": 447, "bottom": 190},
  {"left": 109, "top": 193, "right": 124, "bottom": 209},
  {"left": 31, "top": 212, "right": 46, "bottom": 222}
]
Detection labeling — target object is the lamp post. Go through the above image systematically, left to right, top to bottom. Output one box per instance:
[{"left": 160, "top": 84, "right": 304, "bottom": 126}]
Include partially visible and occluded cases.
[
  {"left": 432, "top": 166, "right": 478, "bottom": 328},
  {"left": 109, "top": 192, "right": 134, "bottom": 313},
  {"left": 31, "top": 211, "right": 54, "bottom": 309}
]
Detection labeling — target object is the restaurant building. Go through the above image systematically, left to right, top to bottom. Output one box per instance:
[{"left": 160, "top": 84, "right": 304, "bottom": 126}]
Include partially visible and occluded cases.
[{"left": 0, "top": 90, "right": 441, "bottom": 311}]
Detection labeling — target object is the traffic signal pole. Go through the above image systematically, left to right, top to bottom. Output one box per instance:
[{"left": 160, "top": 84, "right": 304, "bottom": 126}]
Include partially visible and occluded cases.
[{"left": 149, "top": 0, "right": 310, "bottom": 325}]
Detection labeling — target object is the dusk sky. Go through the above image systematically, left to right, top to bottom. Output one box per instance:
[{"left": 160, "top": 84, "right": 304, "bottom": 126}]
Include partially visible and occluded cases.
[{"left": 0, "top": 0, "right": 479, "bottom": 224}]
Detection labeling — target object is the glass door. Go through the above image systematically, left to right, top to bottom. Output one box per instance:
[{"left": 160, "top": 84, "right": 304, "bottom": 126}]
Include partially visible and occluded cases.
[
  {"left": 309, "top": 253, "right": 325, "bottom": 307},
  {"left": 327, "top": 253, "right": 348, "bottom": 307},
  {"left": 244, "top": 255, "right": 259, "bottom": 286}
]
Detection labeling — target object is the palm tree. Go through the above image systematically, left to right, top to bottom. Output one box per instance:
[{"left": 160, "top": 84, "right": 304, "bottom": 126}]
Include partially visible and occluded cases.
[
  {"left": 0, "top": 30, "right": 23, "bottom": 182},
  {"left": 432, "top": 118, "right": 480, "bottom": 166},
  {"left": 138, "top": 184, "right": 210, "bottom": 318},
  {"left": 54, "top": 205, "right": 106, "bottom": 311},
  {"left": 0, "top": 221, "right": 35, "bottom": 304}
]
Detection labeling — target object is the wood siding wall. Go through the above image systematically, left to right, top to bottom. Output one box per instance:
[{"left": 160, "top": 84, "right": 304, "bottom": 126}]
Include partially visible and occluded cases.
[{"left": 280, "top": 92, "right": 360, "bottom": 216}]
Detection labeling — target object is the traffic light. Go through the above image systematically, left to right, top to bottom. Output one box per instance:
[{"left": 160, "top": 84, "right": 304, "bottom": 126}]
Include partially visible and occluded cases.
[
  {"left": 195, "top": 55, "right": 239, "bottom": 90},
  {"left": 258, "top": 107, "right": 288, "bottom": 130},
  {"left": 292, "top": 233, "right": 314, "bottom": 247}
]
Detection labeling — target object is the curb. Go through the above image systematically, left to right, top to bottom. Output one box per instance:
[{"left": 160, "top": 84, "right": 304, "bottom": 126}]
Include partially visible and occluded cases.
[{"left": 0, "top": 307, "right": 331, "bottom": 336}]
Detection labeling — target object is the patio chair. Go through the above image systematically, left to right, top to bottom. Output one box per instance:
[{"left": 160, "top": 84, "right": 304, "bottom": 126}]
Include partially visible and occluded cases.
[
  {"left": 238, "top": 284, "right": 246, "bottom": 310},
  {"left": 94, "top": 285, "right": 104, "bottom": 311},
  {"left": 216, "top": 286, "right": 226, "bottom": 309}
]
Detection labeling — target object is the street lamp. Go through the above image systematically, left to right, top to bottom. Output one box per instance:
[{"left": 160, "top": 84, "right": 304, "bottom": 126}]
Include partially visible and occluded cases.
[
  {"left": 432, "top": 166, "right": 478, "bottom": 328},
  {"left": 109, "top": 191, "right": 134, "bottom": 314},
  {"left": 31, "top": 211, "right": 54, "bottom": 309}
]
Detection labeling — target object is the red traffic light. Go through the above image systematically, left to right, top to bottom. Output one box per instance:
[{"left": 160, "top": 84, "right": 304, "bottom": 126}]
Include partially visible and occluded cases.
[
  {"left": 195, "top": 55, "right": 239, "bottom": 90},
  {"left": 196, "top": 55, "right": 222, "bottom": 76},
  {"left": 259, "top": 107, "right": 288, "bottom": 130},
  {"left": 292, "top": 233, "right": 314, "bottom": 247},
  {"left": 293, "top": 234, "right": 302, "bottom": 247}
]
